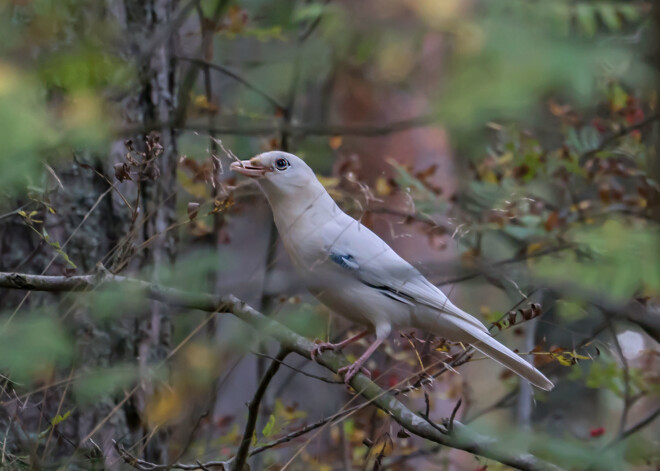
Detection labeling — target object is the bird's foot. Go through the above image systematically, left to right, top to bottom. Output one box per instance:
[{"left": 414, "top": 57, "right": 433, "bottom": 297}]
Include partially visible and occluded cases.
[
  {"left": 310, "top": 340, "right": 340, "bottom": 363},
  {"left": 337, "top": 363, "right": 371, "bottom": 386}
]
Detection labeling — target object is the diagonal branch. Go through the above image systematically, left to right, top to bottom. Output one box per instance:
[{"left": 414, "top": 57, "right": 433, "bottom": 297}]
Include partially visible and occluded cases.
[
  {"left": 580, "top": 112, "right": 660, "bottom": 160},
  {"left": 0, "top": 271, "right": 563, "bottom": 471}
]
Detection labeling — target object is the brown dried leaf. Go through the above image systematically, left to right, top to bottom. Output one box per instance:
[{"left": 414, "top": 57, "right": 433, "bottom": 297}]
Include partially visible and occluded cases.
[
  {"left": 114, "top": 163, "right": 132, "bottom": 182},
  {"left": 544, "top": 211, "right": 559, "bottom": 231},
  {"left": 396, "top": 428, "right": 410, "bottom": 439}
]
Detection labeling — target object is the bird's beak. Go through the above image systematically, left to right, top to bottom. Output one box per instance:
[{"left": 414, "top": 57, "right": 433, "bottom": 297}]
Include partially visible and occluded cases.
[{"left": 230, "top": 157, "right": 270, "bottom": 179}]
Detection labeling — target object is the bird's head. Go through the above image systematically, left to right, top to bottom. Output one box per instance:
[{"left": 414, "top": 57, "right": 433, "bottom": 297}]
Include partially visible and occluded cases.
[{"left": 230, "top": 151, "right": 321, "bottom": 201}]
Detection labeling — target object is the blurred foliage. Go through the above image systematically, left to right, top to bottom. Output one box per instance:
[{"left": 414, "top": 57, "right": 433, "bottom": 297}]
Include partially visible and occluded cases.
[
  {"left": 0, "top": 0, "right": 124, "bottom": 192},
  {"left": 534, "top": 218, "right": 660, "bottom": 300},
  {"left": 0, "top": 315, "right": 72, "bottom": 383}
]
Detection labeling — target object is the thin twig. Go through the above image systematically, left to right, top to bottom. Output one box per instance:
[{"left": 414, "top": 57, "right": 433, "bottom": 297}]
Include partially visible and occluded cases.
[
  {"left": 176, "top": 56, "right": 285, "bottom": 110},
  {"left": 581, "top": 112, "right": 660, "bottom": 160},
  {"left": 180, "top": 113, "right": 437, "bottom": 137},
  {"left": 435, "top": 245, "right": 573, "bottom": 287},
  {"left": 231, "top": 348, "right": 288, "bottom": 471},
  {"left": 394, "top": 349, "right": 473, "bottom": 395},
  {"left": 251, "top": 351, "right": 343, "bottom": 384},
  {"left": 420, "top": 391, "right": 448, "bottom": 434},
  {"left": 447, "top": 398, "right": 462, "bottom": 434},
  {"left": 248, "top": 403, "right": 366, "bottom": 457},
  {"left": 615, "top": 406, "right": 660, "bottom": 444},
  {"left": 114, "top": 440, "right": 229, "bottom": 470}
]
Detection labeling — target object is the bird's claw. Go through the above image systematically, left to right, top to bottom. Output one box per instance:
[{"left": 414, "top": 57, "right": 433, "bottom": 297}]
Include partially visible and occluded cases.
[
  {"left": 310, "top": 340, "right": 338, "bottom": 363},
  {"left": 337, "top": 363, "right": 371, "bottom": 387}
]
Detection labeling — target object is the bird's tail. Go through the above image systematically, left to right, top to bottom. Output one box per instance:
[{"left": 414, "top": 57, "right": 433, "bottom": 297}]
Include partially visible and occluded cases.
[{"left": 440, "top": 317, "right": 554, "bottom": 391}]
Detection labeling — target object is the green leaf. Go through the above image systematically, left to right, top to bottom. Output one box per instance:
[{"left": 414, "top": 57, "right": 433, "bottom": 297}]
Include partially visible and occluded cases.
[
  {"left": 293, "top": 3, "right": 325, "bottom": 23},
  {"left": 575, "top": 4, "right": 597, "bottom": 37},
  {"left": 617, "top": 4, "right": 640, "bottom": 22},
  {"left": 598, "top": 5, "right": 621, "bottom": 31},
  {"left": 609, "top": 83, "right": 628, "bottom": 111},
  {"left": 579, "top": 125, "right": 600, "bottom": 152},
  {"left": 532, "top": 218, "right": 660, "bottom": 300},
  {"left": 556, "top": 300, "right": 589, "bottom": 322},
  {"left": 0, "top": 315, "right": 73, "bottom": 383},
  {"left": 73, "top": 366, "right": 138, "bottom": 403},
  {"left": 52, "top": 410, "right": 72, "bottom": 426},
  {"left": 261, "top": 414, "right": 276, "bottom": 438}
]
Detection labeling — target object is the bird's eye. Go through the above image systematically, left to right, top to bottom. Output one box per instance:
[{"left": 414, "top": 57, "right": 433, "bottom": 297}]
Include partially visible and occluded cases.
[{"left": 274, "top": 158, "right": 289, "bottom": 170}]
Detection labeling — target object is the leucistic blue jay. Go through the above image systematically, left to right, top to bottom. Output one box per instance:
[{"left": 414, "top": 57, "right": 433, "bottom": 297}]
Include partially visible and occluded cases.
[{"left": 231, "top": 151, "right": 553, "bottom": 391}]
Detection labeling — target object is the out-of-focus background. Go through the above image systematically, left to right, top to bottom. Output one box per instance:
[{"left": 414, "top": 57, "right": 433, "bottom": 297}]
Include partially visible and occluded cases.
[{"left": 0, "top": 1, "right": 659, "bottom": 470}]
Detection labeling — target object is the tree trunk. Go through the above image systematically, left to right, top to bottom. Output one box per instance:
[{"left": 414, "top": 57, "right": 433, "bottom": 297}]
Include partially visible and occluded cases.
[{"left": 0, "top": 0, "right": 180, "bottom": 467}]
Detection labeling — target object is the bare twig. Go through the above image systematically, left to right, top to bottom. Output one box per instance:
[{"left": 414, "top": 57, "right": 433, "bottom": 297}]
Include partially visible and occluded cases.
[
  {"left": 176, "top": 56, "right": 285, "bottom": 110},
  {"left": 581, "top": 112, "right": 660, "bottom": 160},
  {"left": 180, "top": 114, "right": 437, "bottom": 137},
  {"left": 435, "top": 244, "right": 574, "bottom": 287},
  {"left": 231, "top": 349, "right": 288, "bottom": 471},
  {"left": 394, "top": 349, "right": 473, "bottom": 395},
  {"left": 251, "top": 351, "right": 343, "bottom": 384},
  {"left": 420, "top": 390, "right": 447, "bottom": 434},
  {"left": 448, "top": 398, "right": 462, "bottom": 434},
  {"left": 248, "top": 403, "right": 366, "bottom": 457},
  {"left": 615, "top": 406, "right": 660, "bottom": 444},
  {"left": 114, "top": 440, "right": 229, "bottom": 470}
]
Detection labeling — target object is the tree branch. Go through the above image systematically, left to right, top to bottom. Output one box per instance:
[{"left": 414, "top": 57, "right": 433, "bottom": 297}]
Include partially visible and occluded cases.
[
  {"left": 581, "top": 112, "right": 660, "bottom": 160},
  {"left": 181, "top": 113, "right": 437, "bottom": 137},
  {"left": 0, "top": 271, "right": 563, "bottom": 471},
  {"left": 614, "top": 406, "right": 660, "bottom": 445}
]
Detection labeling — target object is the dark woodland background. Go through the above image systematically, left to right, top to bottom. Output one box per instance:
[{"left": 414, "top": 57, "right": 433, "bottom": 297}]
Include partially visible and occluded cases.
[{"left": 0, "top": 1, "right": 659, "bottom": 470}]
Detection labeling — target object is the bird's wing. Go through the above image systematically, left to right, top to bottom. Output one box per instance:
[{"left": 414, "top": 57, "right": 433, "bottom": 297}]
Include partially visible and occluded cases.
[{"left": 324, "top": 222, "right": 489, "bottom": 333}]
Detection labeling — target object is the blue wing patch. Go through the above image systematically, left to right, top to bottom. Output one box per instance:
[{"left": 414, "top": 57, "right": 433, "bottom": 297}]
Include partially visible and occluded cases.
[
  {"left": 329, "top": 251, "right": 415, "bottom": 306},
  {"left": 329, "top": 252, "right": 359, "bottom": 270}
]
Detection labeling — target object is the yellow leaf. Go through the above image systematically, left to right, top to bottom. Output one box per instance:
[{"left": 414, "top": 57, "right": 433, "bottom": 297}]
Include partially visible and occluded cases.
[
  {"left": 0, "top": 62, "right": 20, "bottom": 95},
  {"left": 193, "top": 94, "right": 218, "bottom": 112},
  {"left": 328, "top": 135, "right": 342, "bottom": 150},
  {"left": 497, "top": 151, "right": 513, "bottom": 165},
  {"left": 481, "top": 169, "right": 498, "bottom": 184},
  {"left": 177, "top": 170, "right": 208, "bottom": 198},
  {"left": 316, "top": 175, "right": 339, "bottom": 189},
  {"left": 375, "top": 177, "right": 392, "bottom": 196},
  {"left": 527, "top": 242, "right": 544, "bottom": 255},
  {"left": 554, "top": 354, "right": 574, "bottom": 366},
  {"left": 146, "top": 389, "right": 183, "bottom": 426},
  {"left": 274, "top": 398, "right": 307, "bottom": 422}
]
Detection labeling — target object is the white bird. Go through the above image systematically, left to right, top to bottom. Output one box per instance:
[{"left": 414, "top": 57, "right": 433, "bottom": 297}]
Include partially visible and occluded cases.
[{"left": 230, "top": 151, "right": 554, "bottom": 391}]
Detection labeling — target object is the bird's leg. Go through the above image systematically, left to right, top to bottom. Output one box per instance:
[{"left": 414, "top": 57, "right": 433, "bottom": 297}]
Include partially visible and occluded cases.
[
  {"left": 310, "top": 330, "right": 369, "bottom": 362},
  {"left": 337, "top": 337, "right": 385, "bottom": 386}
]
